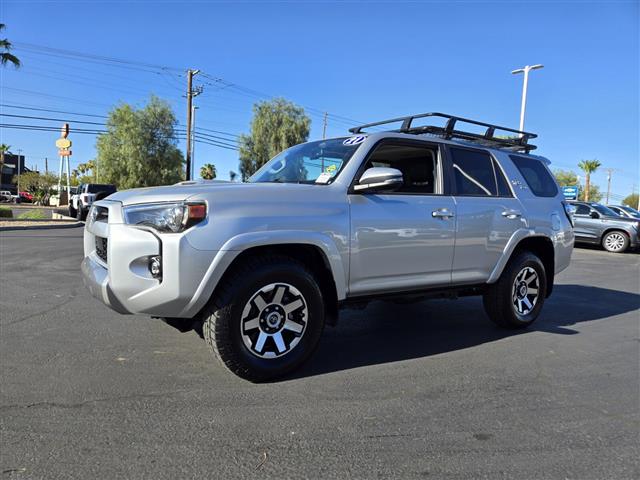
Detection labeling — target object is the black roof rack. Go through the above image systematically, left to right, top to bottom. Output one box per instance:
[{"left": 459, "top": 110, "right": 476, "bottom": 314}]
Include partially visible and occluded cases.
[{"left": 349, "top": 112, "right": 537, "bottom": 152}]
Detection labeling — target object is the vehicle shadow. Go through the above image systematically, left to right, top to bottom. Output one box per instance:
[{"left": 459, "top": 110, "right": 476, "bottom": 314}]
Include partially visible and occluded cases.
[{"left": 290, "top": 284, "right": 640, "bottom": 380}]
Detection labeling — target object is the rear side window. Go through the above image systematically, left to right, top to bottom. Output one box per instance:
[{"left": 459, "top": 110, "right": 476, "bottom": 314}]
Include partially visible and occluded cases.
[
  {"left": 450, "top": 147, "right": 511, "bottom": 197},
  {"left": 509, "top": 155, "right": 558, "bottom": 197},
  {"left": 574, "top": 204, "right": 590, "bottom": 215}
]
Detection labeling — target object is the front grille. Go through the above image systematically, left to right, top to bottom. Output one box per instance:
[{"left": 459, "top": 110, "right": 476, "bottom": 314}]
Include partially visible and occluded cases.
[{"left": 95, "top": 236, "right": 108, "bottom": 263}]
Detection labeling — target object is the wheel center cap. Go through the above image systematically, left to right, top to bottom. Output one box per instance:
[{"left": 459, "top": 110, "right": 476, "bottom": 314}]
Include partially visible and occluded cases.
[
  {"left": 517, "top": 282, "right": 528, "bottom": 299},
  {"left": 259, "top": 304, "right": 286, "bottom": 333},
  {"left": 266, "top": 312, "right": 281, "bottom": 327}
]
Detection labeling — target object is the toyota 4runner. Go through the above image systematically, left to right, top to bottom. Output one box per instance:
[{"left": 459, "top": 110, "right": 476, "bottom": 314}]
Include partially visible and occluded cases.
[{"left": 82, "top": 112, "right": 575, "bottom": 381}]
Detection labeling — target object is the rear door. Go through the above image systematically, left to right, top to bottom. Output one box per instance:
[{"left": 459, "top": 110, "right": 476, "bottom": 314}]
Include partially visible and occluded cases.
[
  {"left": 348, "top": 140, "right": 456, "bottom": 296},
  {"left": 446, "top": 146, "right": 523, "bottom": 284}
]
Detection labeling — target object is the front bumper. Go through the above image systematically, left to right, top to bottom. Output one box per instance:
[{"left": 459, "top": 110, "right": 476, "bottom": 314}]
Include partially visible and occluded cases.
[{"left": 81, "top": 201, "right": 217, "bottom": 318}]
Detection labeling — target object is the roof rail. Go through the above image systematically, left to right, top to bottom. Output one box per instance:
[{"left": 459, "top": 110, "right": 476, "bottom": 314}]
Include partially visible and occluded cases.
[{"left": 349, "top": 112, "right": 538, "bottom": 152}]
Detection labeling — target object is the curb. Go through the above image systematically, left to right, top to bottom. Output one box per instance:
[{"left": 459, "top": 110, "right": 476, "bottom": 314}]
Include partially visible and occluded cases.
[{"left": 0, "top": 222, "right": 84, "bottom": 232}]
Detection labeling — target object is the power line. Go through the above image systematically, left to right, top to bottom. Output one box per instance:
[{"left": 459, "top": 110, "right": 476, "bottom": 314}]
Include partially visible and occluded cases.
[
  {"left": 14, "top": 42, "right": 184, "bottom": 75},
  {"left": 1, "top": 103, "right": 108, "bottom": 119},
  {"left": 1, "top": 113, "right": 106, "bottom": 126}
]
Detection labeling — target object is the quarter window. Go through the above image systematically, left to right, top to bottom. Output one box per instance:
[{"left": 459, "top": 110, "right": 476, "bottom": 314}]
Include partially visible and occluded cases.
[{"left": 509, "top": 155, "right": 559, "bottom": 197}]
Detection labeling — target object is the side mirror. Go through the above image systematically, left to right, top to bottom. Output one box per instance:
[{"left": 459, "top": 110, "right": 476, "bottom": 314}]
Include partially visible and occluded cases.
[
  {"left": 353, "top": 167, "right": 403, "bottom": 193},
  {"left": 590, "top": 210, "right": 600, "bottom": 219}
]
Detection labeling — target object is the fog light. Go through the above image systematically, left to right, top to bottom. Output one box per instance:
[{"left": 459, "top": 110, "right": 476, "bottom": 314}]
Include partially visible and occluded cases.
[{"left": 149, "top": 256, "right": 162, "bottom": 278}]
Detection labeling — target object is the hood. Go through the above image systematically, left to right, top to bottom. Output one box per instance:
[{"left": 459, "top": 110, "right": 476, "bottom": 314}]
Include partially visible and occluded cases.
[
  {"left": 104, "top": 181, "right": 334, "bottom": 206},
  {"left": 602, "top": 214, "right": 640, "bottom": 225}
]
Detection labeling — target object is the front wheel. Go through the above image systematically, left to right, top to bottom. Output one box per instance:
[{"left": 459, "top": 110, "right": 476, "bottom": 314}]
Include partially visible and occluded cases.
[
  {"left": 68, "top": 204, "right": 77, "bottom": 218},
  {"left": 602, "top": 231, "right": 629, "bottom": 253},
  {"left": 483, "top": 251, "right": 547, "bottom": 329},
  {"left": 202, "top": 255, "right": 325, "bottom": 382}
]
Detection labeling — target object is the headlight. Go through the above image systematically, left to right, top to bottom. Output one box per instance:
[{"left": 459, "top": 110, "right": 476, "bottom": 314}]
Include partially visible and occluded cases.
[{"left": 123, "top": 202, "right": 206, "bottom": 233}]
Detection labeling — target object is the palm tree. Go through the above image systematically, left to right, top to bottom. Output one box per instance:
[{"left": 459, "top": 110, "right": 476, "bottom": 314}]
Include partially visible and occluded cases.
[
  {"left": 0, "top": 24, "right": 20, "bottom": 68},
  {"left": 0, "top": 144, "right": 10, "bottom": 173},
  {"left": 578, "top": 159, "right": 601, "bottom": 202},
  {"left": 200, "top": 163, "right": 217, "bottom": 180}
]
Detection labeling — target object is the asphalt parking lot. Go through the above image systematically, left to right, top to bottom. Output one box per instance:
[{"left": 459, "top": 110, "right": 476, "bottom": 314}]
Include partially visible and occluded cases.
[{"left": 1, "top": 228, "right": 638, "bottom": 479}]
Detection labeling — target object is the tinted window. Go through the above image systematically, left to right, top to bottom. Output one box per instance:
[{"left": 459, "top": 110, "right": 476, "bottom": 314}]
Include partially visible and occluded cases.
[
  {"left": 362, "top": 143, "right": 438, "bottom": 194},
  {"left": 450, "top": 148, "right": 496, "bottom": 196},
  {"left": 509, "top": 155, "right": 558, "bottom": 197},
  {"left": 87, "top": 184, "right": 116, "bottom": 194},
  {"left": 574, "top": 204, "right": 590, "bottom": 215}
]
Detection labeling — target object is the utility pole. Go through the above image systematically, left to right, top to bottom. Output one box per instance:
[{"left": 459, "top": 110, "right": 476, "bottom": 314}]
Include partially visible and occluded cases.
[
  {"left": 511, "top": 64, "right": 544, "bottom": 133},
  {"left": 185, "top": 69, "right": 201, "bottom": 181},
  {"left": 322, "top": 112, "right": 328, "bottom": 139},
  {"left": 16, "top": 149, "right": 22, "bottom": 193},
  {"left": 45, "top": 157, "right": 48, "bottom": 175},
  {"left": 605, "top": 168, "right": 614, "bottom": 204}
]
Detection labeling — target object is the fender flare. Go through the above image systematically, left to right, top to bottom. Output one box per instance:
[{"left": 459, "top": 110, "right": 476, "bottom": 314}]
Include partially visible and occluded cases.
[
  {"left": 487, "top": 228, "right": 554, "bottom": 284},
  {"left": 177, "top": 230, "right": 348, "bottom": 318}
]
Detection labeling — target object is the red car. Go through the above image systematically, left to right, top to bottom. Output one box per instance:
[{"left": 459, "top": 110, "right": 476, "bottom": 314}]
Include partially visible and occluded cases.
[{"left": 19, "top": 191, "right": 33, "bottom": 203}]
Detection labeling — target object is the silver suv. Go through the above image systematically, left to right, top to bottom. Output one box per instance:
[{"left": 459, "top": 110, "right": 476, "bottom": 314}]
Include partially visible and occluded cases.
[{"left": 82, "top": 113, "right": 575, "bottom": 381}]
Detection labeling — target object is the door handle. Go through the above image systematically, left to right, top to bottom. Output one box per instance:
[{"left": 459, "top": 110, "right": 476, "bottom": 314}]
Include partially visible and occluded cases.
[
  {"left": 432, "top": 208, "right": 454, "bottom": 219},
  {"left": 502, "top": 209, "right": 522, "bottom": 219}
]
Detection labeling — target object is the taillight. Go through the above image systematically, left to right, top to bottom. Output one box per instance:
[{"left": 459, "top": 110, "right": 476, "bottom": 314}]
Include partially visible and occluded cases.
[{"left": 562, "top": 201, "right": 575, "bottom": 227}]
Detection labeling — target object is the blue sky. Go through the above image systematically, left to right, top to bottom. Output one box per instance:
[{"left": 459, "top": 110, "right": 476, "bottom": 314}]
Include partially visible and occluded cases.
[{"left": 1, "top": 0, "right": 638, "bottom": 200}]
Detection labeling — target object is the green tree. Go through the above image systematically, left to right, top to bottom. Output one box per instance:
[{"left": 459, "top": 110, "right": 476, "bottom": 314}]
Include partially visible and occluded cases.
[
  {"left": 0, "top": 24, "right": 20, "bottom": 67},
  {"left": 96, "top": 96, "right": 184, "bottom": 189},
  {"left": 238, "top": 98, "right": 311, "bottom": 181},
  {"left": 578, "top": 159, "right": 601, "bottom": 202},
  {"left": 200, "top": 163, "right": 217, "bottom": 180},
  {"left": 553, "top": 169, "right": 578, "bottom": 186},
  {"left": 229, "top": 170, "right": 238, "bottom": 182},
  {"left": 579, "top": 184, "right": 602, "bottom": 203},
  {"left": 623, "top": 193, "right": 639, "bottom": 209}
]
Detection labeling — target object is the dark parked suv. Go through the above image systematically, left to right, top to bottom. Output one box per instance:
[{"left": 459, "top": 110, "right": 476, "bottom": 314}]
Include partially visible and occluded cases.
[{"left": 569, "top": 201, "right": 639, "bottom": 253}]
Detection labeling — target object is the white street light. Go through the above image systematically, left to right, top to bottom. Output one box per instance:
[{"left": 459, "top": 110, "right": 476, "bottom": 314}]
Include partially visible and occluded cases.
[{"left": 511, "top": 64, "right": 544, "bottom": 132}]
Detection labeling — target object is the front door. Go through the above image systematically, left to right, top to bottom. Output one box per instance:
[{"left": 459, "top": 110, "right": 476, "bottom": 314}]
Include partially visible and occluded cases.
[{"left": 348, "top": 141, "right": 456, "bottom": 296}]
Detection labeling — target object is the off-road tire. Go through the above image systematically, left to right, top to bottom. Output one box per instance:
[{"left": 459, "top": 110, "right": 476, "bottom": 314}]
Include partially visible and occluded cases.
[
  {"left": 77, "top": 202, "right": 86, "bottom": 221},
  {"left": 68, "top": 204, "right": 77, "bottom": 218},
  {"left": 601, "top": 230, "right": 629, "bottom": 253},
  {"left": 483, "top": 251, "right": 547, "bottom": 329},
  {"left": 202, "top": 255, "right": 325, "bottom": 382}
]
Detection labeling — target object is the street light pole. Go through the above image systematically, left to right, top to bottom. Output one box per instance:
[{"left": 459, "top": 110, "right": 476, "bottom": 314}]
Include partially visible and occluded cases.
[
  {"left": 511, "top": 64, "right": 544, "bottom": 132},
  {"left": 191, "top": 105, "right": 198, "bottom": 179}
]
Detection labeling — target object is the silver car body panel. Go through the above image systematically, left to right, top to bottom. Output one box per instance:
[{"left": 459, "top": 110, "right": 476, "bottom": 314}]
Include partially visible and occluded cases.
[{"left": 82, "top": 131, "right": 575, "bottom": 318}]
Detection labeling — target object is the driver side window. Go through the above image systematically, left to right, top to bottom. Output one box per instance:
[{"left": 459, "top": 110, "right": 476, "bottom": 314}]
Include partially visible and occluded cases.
[{"left": 360, "top": 143, "right": 439, "bottom": 194}]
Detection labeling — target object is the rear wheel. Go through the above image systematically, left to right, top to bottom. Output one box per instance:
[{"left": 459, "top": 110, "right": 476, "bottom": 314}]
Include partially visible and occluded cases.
[
  {"left": 76, "top": 202, "right": 86, "bottom": 221},
  {"left": 602, "top": 231, "right": 629, "bottom": 253},
  {"left": 483, "top": 251, "right": 547, "bottom": 329},
  {"left": 202, "top": 255, "right": 325, "bottom": 382}
]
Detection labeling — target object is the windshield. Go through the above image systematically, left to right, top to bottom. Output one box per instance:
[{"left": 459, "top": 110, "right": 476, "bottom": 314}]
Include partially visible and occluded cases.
[
  {"left": 248, "top": 137, "right": 364, "bottom": 184},
  {"left": 591, "top": 204, "right": 619, "bottom": 216},
  {"left": 619, "top": 206, "right": 640, "bottom": 218}
]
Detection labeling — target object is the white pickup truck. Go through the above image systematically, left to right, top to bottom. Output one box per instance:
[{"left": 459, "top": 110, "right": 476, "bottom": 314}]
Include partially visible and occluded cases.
[{"left": 69, "top": 183, "right": 116, "bottom": 220}]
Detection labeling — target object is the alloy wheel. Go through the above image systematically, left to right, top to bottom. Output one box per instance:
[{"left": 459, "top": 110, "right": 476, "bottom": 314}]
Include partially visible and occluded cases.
[
  {"left": 604, "top": 233, "right": 626, "bottom": 252},
  {"left": 511, "top": 266, "right": 540, "bottom": 316},
  {"left": 240, "top": 283, "right": 308, "bottom": 359}
]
